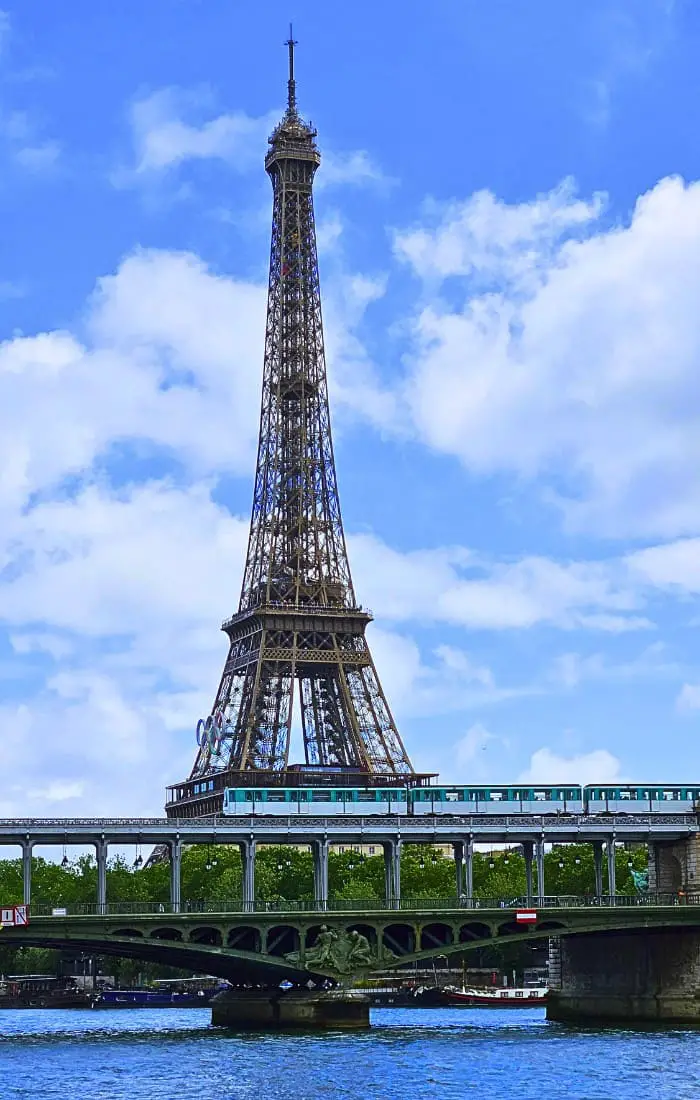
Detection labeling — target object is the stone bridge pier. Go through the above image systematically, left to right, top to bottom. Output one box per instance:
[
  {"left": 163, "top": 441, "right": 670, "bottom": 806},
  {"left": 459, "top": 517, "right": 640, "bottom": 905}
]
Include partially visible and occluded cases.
[
  {"left": 648, "top": 834, "right": 700, "bottom": 895},
  {"left": 548, "top": 927, "right": 700, "bottom": 1023}
]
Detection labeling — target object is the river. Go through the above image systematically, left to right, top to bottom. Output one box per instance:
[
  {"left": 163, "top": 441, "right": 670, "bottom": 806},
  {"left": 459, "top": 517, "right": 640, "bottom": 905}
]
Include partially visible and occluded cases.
[{"left": 0, "top": 1007, "right": 697, "bottom": 1099}]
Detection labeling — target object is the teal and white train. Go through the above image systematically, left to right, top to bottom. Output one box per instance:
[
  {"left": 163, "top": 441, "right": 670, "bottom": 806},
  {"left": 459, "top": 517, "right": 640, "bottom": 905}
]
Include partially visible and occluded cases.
[{"left": 221, "top": 784, "right": 700, "bottom": 817}]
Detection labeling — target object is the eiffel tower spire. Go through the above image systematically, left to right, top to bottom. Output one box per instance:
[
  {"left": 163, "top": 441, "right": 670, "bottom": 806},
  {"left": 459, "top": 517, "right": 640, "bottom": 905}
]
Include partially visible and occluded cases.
[{"left": 166, "top": 36, "right": 422, "bottom": 818}]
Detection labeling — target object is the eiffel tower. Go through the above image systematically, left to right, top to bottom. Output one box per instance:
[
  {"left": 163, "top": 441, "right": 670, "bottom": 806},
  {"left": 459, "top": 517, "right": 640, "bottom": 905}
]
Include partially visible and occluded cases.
[{"left": 166, "top": 34, "right": 427, "bottom": 818}]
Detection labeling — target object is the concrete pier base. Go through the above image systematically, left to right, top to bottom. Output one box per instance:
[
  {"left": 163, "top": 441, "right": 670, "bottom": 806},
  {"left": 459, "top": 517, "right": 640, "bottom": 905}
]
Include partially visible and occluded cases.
[
  {"left": 548, "top": 930, "right": 700, "bottom": 1024},
  {"left": 210, "top": 989, "right": 370, "bottom": 1030}
]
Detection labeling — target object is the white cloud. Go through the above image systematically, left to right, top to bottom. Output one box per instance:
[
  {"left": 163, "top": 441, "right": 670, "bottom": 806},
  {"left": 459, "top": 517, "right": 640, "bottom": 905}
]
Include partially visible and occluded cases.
[
  {"left": 119, "top": 88, "right": 387, "bottom": 194},
  {"left": 121, "top": 88, "right": 275, "bottom": 178},
  {"left": 0, "top": 108, "right": 61, "bottom": 171},
  {"left": 13, "top": 139, "right": 60, "bottom": 171},
  {"left": 317, "top": 149, "right": 391, "bottom": 190},
  {"left": 394, "top": 176, "right": 700, "bottom": 539},
  {"left": 0, "top": 249, "right": 265, "bottom": 514},
  {"left": 0, "top": 481, "right": 249, "bottom": 816},
  {"left": 350, "top": 532, "right": 647, "bottom": 631},
  {"left": 627, "top": 537, "right": 700, "bottom": 592},
  {"left": 550, "top": 642, "right": 679, "bottom": 689},
  {"left": 676, "top": 684, "right": 700, "bottom": 713},
  {"left": 518, "top": 747, "right": 623, "bottom": 784},
  {"left": 27, "top": 781, "right": 84, "bottom": 803}
]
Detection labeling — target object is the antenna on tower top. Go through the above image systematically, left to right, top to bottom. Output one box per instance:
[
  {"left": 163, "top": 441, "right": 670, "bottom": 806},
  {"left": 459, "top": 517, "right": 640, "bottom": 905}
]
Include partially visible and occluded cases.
[{"left": 285, "top": 24, "right": 298, "bottom": 114}]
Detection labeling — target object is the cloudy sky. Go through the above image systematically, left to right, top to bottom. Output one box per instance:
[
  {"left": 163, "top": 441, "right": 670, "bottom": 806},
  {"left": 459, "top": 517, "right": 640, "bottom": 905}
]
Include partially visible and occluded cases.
[{"left": 1, "top": 0, "right": 699, "bottom": 817}]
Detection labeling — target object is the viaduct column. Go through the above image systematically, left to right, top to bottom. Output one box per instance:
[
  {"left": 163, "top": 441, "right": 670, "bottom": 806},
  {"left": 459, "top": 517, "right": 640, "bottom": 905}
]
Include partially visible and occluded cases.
[
  {"left": 95, "top": 837, "right": 108, "bottom": 914},
  {"left": 21, "top": 838, "right": 32, "bottom": 907},
  {"left": 312, "top": 838, "right": 329, "bottom": 910},
  {"left": 454, "top": 838, "right": 474, "bottom": 901},
  {"left": 536, "top": 838, "right": 546, "bottom": 903},
  {"left": 607, "top": 838, "right": 617, "bottom": 898},
  {"left": 169, "top": 839, "right": 182, "bottom": 914},
  {"left": 240, "top": 839, "right": 256, "bottom": 913},
  {"left": 383, "top": 840, "right": 401, "bottom": 909},
  {"left": 453, "top": 841, "right": 463, "bottom": 900},
  {"left": 593, "top": 841, "right": 603, "bottom": 898},
  {"left": 524, "top": 842, "right": 534, "bottom": 905}
]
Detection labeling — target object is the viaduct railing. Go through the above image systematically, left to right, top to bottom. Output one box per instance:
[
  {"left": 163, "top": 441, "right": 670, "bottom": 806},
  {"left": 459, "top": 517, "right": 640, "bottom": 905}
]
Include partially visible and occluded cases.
[{"left": 22, "top": 892, "right": 700, "bottom": 918}]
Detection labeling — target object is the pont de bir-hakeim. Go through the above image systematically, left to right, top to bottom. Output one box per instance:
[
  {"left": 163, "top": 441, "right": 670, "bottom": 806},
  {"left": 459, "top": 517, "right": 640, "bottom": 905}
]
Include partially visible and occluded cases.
[{"left": 166, "top": 34, "right": 431, "bottom": 818}]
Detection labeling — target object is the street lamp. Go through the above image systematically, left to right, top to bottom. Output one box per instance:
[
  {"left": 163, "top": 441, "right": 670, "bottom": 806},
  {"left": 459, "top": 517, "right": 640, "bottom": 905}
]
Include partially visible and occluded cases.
[{"left": 574, "top": 856, "right": 581, "bottom": 866}]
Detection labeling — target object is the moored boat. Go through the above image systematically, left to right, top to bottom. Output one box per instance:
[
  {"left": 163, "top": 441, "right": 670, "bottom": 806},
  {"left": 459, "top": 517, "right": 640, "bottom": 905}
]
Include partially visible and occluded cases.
[{"left": 415, "top": 985, "right": 547, "bottom": 1007}]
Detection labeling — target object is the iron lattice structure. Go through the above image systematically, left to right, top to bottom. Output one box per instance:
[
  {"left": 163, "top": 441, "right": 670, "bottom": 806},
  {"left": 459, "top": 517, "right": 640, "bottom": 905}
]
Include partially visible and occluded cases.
[{"left": 167, "top": 36, "right": 422, "bottom": 818}]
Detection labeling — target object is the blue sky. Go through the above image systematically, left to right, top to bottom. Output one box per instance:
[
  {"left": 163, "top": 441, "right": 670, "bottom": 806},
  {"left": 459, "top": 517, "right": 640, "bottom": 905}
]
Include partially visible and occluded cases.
[{"left": 1, "top": 0, "right": 700, "bottom": 816}]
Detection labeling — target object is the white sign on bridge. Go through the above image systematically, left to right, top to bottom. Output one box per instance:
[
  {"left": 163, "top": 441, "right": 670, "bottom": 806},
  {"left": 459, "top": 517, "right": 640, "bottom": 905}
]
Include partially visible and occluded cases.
[{"left": 0, "top": 905, "right": 29, "bottom": 927}]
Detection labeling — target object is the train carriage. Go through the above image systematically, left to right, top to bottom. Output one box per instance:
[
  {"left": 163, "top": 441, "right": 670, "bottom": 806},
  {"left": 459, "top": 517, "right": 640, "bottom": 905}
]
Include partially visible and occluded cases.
[
  {"left": 583, "top": 785, "right": 700, "bottom": 814},
  {"left": 409, "top": 786, "right": 584, "bottom": 815},
  {"left": 222, "top": 787, "right": 408, "bottom": 816}
]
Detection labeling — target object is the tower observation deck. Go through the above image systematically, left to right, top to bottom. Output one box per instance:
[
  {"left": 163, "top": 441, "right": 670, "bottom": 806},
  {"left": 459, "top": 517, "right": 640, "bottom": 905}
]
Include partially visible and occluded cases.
[{"left": 166, "top": 34, "right": 430, "bottom": 819}]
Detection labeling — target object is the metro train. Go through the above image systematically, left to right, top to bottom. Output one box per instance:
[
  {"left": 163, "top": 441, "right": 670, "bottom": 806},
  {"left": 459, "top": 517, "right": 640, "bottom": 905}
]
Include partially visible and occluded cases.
[{"left": 221, "top": 784, "right": 700, "bottom": 817}]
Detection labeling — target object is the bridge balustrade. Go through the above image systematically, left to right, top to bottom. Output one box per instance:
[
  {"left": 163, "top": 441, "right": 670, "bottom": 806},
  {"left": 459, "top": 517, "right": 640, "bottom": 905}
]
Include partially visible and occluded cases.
[{"left": 21, "top": 892, "right": 700, "bottom": 919}]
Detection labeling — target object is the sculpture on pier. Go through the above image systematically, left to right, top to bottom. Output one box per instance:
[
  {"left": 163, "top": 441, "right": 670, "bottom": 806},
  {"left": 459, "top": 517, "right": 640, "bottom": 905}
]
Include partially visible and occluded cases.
[{"left": 286, "top": 926, "right": 387, "bottom": 975}]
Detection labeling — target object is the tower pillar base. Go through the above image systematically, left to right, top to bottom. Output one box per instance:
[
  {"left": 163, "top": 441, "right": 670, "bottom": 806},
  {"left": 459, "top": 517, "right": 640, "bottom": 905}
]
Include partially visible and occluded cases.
[{"left": 210, "top": 989, "right": 370, "bottom": 1030}]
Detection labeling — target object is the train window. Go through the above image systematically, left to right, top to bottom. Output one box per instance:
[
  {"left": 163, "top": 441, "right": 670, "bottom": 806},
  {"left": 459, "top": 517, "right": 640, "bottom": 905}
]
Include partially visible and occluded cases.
[
  {"left": 619, "top": 790, "right": 632, "bottom": 800},
  {"left": 663, "top": 790, "right": 679, "bottom": 800},
  {"left": 266, "top": 791, "right": 286, "bottom": 802},
  {"left": 312, "top": 791, "right": 332, "bottom": 801},
  {"left": 358, "top": 791, "right": 376, "bottom": 801},
  {"left": 445, "top": 791, "right": 459, "bottom": 802},
  {"left": 488, "top": 791, "right": 503, "bottom": 801},
  {"left": 533, "top": 792, "right": 546, "bottom": 801}
]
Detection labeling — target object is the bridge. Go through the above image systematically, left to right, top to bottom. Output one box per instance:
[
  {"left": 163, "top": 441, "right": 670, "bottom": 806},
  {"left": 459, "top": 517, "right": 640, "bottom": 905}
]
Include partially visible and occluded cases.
[
  {"left": 1, "top": 814, "right": 697, "bottom": 912},
  {"left": 4, "top": 814, "right": 700, "bottom": 1023},
  {"left": 2, "top": 895, "right": 699, "bottom": 985}
]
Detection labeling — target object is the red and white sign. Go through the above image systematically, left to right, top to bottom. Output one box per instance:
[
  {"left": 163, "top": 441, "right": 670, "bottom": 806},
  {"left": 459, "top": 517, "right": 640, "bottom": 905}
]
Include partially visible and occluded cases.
[
  {"left": 0, "top": 905, "right": 30, "bottom": 927},
  {"left": 516, "top": 910, "right": 538, "bottom": 924}
]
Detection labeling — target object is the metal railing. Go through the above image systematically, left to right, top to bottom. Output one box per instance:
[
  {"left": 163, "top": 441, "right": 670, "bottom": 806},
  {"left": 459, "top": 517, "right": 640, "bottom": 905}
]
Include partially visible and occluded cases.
[
  {"left": 0, "top": 813, "right": 697, "bottom": 829},
  {"left": 23, "top": 892, "right": 700, "bottom": 919}
]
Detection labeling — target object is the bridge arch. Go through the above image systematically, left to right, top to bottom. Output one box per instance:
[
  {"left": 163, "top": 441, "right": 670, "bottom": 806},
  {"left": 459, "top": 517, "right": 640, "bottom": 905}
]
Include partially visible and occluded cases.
[
  {"left": 459, "top": 922, "right": 492, "bottom": 943},
  {"left": 382, "top": 923, "right": 416, "bottom": 956},
  {"left": 420, "top": 923, "right": 453, "bottom": 951},
  {"left": 266, "top": 925, "right": 299, "bottom": 956},
  {"left": 188, "top": 926, "right": 223, "bottom": 947},
  {"left": 227, "top": 926, "right": 262, "bottom": 953},
  {"left": 150, "top": 927, "right": 183, "bottom": 942}
]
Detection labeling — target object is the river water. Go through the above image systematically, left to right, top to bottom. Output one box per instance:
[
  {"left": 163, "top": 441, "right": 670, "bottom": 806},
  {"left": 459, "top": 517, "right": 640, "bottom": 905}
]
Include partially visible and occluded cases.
[{"left": 0, "top": 1007, "right": 698, "bottom": 1099}]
